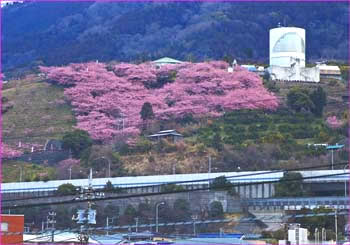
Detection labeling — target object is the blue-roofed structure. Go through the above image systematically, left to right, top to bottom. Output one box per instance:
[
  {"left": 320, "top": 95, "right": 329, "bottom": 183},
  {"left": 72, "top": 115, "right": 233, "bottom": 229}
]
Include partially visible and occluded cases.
[
  {"left": 241, "top": 65, "right": 257, "bottom": 72},
  {"left": 326, "top": 144, "right": 345, "bottom": 150}
]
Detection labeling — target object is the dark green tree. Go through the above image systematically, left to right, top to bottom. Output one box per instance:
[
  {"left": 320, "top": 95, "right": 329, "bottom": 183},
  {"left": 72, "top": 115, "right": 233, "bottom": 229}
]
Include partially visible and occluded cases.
[
  {"left": 222, "top": 54, "right": 233, "bottom": 65},
  {"left": 287, "top": 87, "right": 314, "bottom": 113},
  {"left": 310, "top": 87, "right": 327, "bottom": 117},
  {"left": 140, "top": 102, "right": 154, "bottom": 121},
  {"left": 140, "top": 102, "right": 154, "bottom": 131},
  {"left": 62, "top": 129, "right": 93, "bottom": 158},
  {"left": 212, "top": 133, "right": 223, "bottom": 151},
  {"left": 275, "top": 172, "right": 305, "bottom": 197},
  {"left": 210, "top": 176, "right": 233, "bottom": 190},
  {"left": 104, "top": 180, "right": 114, "bottom": 192},
  {"left": 57, "top": 183, "right": 77, "bottom": 196},
  {"left": 209, "top": 201, "right": 224, "bottom": 218}
]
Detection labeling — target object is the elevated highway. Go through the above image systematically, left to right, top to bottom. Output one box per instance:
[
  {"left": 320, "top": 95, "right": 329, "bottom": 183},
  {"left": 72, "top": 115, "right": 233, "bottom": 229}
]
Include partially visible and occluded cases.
[{"left": 2, "top": 170, "right": 349, "bottom": 199}]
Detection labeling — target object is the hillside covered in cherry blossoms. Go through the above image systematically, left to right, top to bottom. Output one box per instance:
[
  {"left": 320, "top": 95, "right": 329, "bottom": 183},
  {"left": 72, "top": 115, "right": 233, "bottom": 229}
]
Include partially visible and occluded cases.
[{"left": 40, "top": 61, "right": 279, "bottom": 142}]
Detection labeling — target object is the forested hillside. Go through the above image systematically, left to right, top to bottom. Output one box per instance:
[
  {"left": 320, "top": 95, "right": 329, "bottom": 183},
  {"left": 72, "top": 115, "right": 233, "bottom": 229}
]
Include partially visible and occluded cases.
[{"left": 2, "top": 2, "right": 348, "bottom": 76}]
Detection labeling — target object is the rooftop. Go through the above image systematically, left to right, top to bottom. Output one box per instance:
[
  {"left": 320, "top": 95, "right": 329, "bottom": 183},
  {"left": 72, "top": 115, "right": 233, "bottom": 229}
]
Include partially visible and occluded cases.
[{"left": 152, "top": 57, "right": 183, "bottom": 64}]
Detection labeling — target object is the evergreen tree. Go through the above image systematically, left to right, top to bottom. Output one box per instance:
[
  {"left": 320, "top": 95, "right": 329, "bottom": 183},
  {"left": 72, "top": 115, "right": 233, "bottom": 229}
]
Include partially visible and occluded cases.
[
  {"left": 287, "top": 87, "right": 314, "bottom": 113},
  {"left": 310, "top": 87, "right": 327, "bottom": 117},
  {"left": 140, "top": 102, "right": 154, "bottom": 121},
  {"left": 140, "top": 102, "right": 154, "bottom": 131},
  {"left": 62, "top": 129, "right": 93, "bottom": 158},
  {"left": 275, "top": 172, "right": 305, "bottom": 197}
]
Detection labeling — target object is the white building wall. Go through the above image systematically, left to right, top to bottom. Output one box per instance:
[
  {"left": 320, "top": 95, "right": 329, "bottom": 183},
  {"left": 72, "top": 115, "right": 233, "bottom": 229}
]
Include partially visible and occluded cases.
[
  {"left": 268, "top": 66, "right": 320, "bottom": 82},
  {"left": 288, "top": 227, "right": 308, "bottom": 245}
]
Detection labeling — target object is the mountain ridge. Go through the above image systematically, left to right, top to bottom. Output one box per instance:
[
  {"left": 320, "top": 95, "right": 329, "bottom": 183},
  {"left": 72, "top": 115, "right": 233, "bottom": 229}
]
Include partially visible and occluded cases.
[{"left": 2, "top": 2, "right": 348, "bottom": 76}]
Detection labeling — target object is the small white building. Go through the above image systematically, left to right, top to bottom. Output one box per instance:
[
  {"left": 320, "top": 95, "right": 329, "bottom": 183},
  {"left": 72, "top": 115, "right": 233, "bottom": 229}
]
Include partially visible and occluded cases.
[
  {"left": 316, "top": 64, "right": 342, "bottom": 80},
  {"left": 147, "top": 129, "right": 183, "bottom": 143},
  {"left": 288, "top": 226, "right": 308, "bottom": 245}
]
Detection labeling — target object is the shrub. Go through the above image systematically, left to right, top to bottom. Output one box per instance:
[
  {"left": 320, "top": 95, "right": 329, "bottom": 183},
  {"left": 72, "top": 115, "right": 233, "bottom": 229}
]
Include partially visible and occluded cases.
[
  {"left": 1, "top": 96, "right": 9, "bottom": 103},
  {"left": 278, "top": 124, "right": 293, "bottom": 133},
  {"left": 134, "top": 138, "right": 153, "bottom": 153},
  {"left": 210, "top": 176, "right": 233, "bottom": 190},
  {"left": 57, "top": 183, "right": 77, "bottom": 196},
  {"left": 161, "top": 184, "right": 184, "bottom": 193}
]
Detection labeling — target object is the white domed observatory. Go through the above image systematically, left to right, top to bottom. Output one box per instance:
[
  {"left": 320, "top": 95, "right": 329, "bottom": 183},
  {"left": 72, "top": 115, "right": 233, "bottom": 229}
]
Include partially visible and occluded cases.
[
  {"left": 268, "top": 26, "right": 319, "bottom": 82},
  {"left": 270, "top": 27, "right": 305, "bottom": 67}
]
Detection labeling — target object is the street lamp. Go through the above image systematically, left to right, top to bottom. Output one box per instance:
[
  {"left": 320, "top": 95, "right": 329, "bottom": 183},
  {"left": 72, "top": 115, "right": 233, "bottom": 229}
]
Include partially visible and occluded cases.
[
  {"left": 92, "top": 157, "right": 111, "bottom": 178},
  {"left": 155, "top": 202, "right": 165, "bottom": 233},
  {"left": 335, "top": 209, "right": 338, "bottom": 244},
  {"left": 191, "top": 214, "right": 198, "bottom": 237},
  {"left": 135, "top": 217, "right": 139, "bottom": 233}
]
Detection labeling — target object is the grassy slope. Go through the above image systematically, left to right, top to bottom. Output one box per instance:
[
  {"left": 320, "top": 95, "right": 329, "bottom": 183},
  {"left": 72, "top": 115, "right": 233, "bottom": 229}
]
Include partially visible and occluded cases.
[
  {"left": 2, "top": 75, "right": 76, "bottom": 146},
  {"left": 2, "top": 75, "right": 75, "bottom": 182}
]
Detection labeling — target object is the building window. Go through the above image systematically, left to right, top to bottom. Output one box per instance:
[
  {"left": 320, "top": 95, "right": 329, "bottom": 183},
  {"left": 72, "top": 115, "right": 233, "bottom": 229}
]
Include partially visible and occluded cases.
[{"left": 1, "top": 222, "right": 9, "bottom": 232}]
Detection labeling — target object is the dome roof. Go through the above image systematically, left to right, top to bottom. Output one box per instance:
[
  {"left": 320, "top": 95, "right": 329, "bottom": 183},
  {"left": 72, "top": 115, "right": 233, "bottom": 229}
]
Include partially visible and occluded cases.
[{"left": 273, "top": 32, "right": 305, "bottom": 53}]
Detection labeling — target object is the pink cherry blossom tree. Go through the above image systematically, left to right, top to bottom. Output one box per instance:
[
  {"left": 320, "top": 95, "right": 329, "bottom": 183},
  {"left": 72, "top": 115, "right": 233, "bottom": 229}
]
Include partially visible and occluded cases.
[
  {"left": 40, "top": 61, "right": 279, "bottom": 142},
  {"left": 326, "top": 116, "right": 343, "bottom": 129},
  {"left": 1, "top": 143, "right": 23, "bottom": 159}
]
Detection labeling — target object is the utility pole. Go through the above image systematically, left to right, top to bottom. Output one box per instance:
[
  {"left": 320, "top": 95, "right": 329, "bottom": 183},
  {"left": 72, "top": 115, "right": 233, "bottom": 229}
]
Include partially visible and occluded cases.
[
  {"left": 208, "top": 156, "right": 212, "bottom": 173},
  {"left": 14, "top": 165, "right": 23, "bottom": 182},
  {"left": 69, "top": 167, "right": 72, "bottom": 180},
  {"left": 72, "top": 169, "right": 102, "bottom": 244},
  {"left": 335, "top": 209, "right": 338, "bottom": 244},
  {"left": 47, "top": 211, "right": 56, "bottom": 243},
  {"left": 106, "top": 217, "right": 109, "bottom": 236},
  {"left": 135, "top": 217, "right": 139, "bottom": 233}
]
